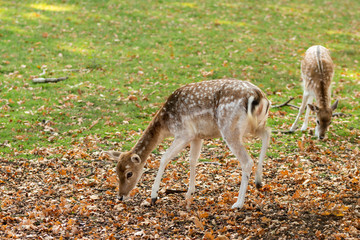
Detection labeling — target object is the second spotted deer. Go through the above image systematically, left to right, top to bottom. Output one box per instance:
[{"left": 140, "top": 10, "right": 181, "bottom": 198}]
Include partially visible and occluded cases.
[
  {"left": 290, "top": 45, "right": 338, "bottom": 139},
  {"left": 105, "top": 79, "right": 271, "bottom": 209}
]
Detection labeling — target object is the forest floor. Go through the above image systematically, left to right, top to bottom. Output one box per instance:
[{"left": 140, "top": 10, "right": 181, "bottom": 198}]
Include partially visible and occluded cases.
[{"left": 1, "top": 0, "right": 359, "bottom": 239}]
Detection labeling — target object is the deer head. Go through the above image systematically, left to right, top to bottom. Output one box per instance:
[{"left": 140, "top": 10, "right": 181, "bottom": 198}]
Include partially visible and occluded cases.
[
  {"left": 308, "top": 100, "right": 338, "bottom": 139},
  {"left": 103, "top": 151, "right": 144, "bottom": 200}
]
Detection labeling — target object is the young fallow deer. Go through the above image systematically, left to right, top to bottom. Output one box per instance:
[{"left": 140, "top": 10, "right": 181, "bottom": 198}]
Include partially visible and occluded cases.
[
  {"left": 290, "top": 45, "right": 338, "bottom": 139},
  {"left": 105, "top": 79, "right": 271, "bottom": 209}
]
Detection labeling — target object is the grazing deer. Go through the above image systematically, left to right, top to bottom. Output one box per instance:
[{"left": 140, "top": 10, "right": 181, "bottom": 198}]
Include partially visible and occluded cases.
[
  {"left": 290, "top": 45, "right": 338, "bottom": 139},
  {"left": 105, "top": 79, "right": 271, "bottom": 209}
]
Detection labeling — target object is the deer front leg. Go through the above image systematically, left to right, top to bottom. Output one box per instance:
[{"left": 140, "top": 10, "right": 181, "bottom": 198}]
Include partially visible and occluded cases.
[
  {"left": 290, "top": 93, "right": 310, "bottom": 132},
  {"left": 300, "top": 96, "right": 313, "bottom": 131},
  {"left": 255, "top": 128, "right": 270, "bottom": 189},
  {"left": 151, "top": 137, "right": 190, "bottom": 205},
  {"left": 186, "top": 139, "right": 203, "bottom": 201}
]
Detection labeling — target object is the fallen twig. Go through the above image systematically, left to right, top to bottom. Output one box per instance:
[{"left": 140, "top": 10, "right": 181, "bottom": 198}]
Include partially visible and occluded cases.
[
  {"left": 39, "top": 68, "right": 90, "bottom": 76},
  {"left": 32, "top": 77, "right": 68, "bottom": 83},
  {"left": 272, "top": 97, "right": 300, "bottom": 109},
  {"left": 272, "top": 97, "right": 294, "bottom": 108},
  {"left": 332, "top": 112, "right": 352, "bottom": 117},
  {"left": 89, "top": 118, "right": 101, "bottom": 130},
  {"left": 271, "top": 130, "right": 295, "bottom": 134},
  {"left": 200, "top": 161, "right": 221, "bottom": 165},
  {"left": 143, "top": 169, "right": 157, "bottom": 174},
  {"left": 94, "top": 188, "right": 108, "bottom": 192},
  {"left": 165, "top": 189, "right": 187, "bottom": 195}
]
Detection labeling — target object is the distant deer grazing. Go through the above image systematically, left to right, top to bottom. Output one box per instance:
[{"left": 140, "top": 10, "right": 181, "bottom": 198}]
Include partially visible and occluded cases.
[
  {"left": 290, "top": 45, "right": 338, "bottom": 139},
  {"left": 105, "top": 79, "right": 271, "bottom": 209}
]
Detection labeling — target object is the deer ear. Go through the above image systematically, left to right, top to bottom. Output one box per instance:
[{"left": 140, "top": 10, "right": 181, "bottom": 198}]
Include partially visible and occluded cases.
[
  {"left": 331, "top": 100, "right": 339, "bottom": 111},
  {"left": 308, "top": 104, "right": 319, "bottom": 112},
  {"left": 103, "top": 151, "right": 121, "bottom": 160},
  {"left": 131, "top": 154, "right": 141, "bottom": 164}
]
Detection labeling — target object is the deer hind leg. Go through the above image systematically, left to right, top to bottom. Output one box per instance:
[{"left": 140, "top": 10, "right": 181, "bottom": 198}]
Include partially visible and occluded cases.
[
  {"left": 290, "top": 92, "right": 310, "bottom": 132},
  {"left": 300, "top": 96, "right": 314, "bottom": 131},
  {"left": 221, "top": 128, "right": 253, "bottom": 209},
  {"left": 255, "top": 128, "right": 270, "bottom": 189},
  {"left": 151, "top": 136, "right": 191, "bottom": 204},
  {"left": 186, "top": 139, "right": 203, "bottom": 201}
]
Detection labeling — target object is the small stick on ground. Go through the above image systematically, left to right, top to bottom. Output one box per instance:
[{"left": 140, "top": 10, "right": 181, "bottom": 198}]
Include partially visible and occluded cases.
[
  {"left": 33, "top": 77, "right": 68, "bottom": 83},
  {"left": 272, "top": 97, "right": 300, "bottom": 109},
  {"left": 332, "top": 112, "right": 352, "bottom": 117},
  {"left": 89, "top": 118, "right": 101, "bottom": 130},
  {"left": 271, "top": 130, "right": 295, "bottom": 134},
  {"left": 200, "top": 161, "right": 221, "bottom": 165},
  {"left": 94, "top": 188, "right": 108, "bottom": 192},
  {"left": 165, "top": 189, "right": 187, "bottom": 195}
]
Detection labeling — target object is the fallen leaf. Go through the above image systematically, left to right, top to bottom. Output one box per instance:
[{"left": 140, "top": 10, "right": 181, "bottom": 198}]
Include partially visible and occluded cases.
[
  {"left": 128, "top": 95, "right": 138, "bottom": 101},
  {"left": 297, "top": 140, "right": 304, "bottom": 151},
  {"left": 59, "top": 168, "right": 67, "bottom": 176},
  {"left": 192, "top": 216, "right": 204, "bottom": 230}
]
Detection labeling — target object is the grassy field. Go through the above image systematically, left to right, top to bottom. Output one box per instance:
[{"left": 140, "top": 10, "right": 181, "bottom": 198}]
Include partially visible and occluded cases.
[
  {"left": 0, "top": 0, "right": 359, "bottom": 239},
  {"left": 1, "top": 0, "right": 359, "bottom": 156}
]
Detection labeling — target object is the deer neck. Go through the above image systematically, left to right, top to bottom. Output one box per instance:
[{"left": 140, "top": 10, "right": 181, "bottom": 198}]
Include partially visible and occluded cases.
[
  {"left": 314, "top": 81, "right": 331, "bottom": 109},
  {"left": 131, "top": 116, "right": 166, "bottom": 163}
]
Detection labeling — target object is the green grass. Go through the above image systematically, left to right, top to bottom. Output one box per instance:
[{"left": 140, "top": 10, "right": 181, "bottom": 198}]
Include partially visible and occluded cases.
[{"left": 0, "top": 0, "right": 359, "bottom": 160}]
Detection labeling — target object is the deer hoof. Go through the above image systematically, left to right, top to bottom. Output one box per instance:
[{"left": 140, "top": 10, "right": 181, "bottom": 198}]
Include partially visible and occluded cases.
[
  {"left": 255, "top": 182, "right": 262, "bottom": 189},
  {"left": 151, "top": 197, "right": 157, "bottom": 205},
  {"left": 231, "top": 202, "right": 243, "bottom": 209}
]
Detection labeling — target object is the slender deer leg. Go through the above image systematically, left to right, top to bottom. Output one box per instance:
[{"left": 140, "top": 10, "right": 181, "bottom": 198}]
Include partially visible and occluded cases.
[
  {"left": 290, "top": 92, "right": 310, "bottom": 132},
  {"left": 301, "top": 96, "right": 314, "bottom": 131},
  {"left": 255, "top": 128, "right": 270, "bottom": 189},
  {"left": 221, "top": 130, "right": 254, "bottom": 209},
  {"left": 151, "top": 137, "right": 190, "bottom": 204},
  {"left": 186, "top": 139, "right": 203, "bottom": 200},
  {"left": 231, "top": 144, "right": 254, "bottom": 209}
]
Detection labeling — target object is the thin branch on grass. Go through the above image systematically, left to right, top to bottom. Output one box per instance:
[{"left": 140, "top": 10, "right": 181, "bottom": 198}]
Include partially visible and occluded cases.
[
  {"left": 39, "top": 68, "right": 90, "bottom": 76},
  {"left": 32, "top": 77, "right": 68, "bottom": 83},
  {"left": 271, "top": 97, "right": 300, "bottom": 109},
  {"left": 272, "top": 97, "right": 294, "bottom": 108},
  {"left": 272, "top": 98, "right": 351, "bottom": 118},
  {"left": 332, "top": 112, "right": 352, "bottom": 117},
  {"left": 89, "top": 118, "right": 101, "bottom": 130},
  {"left": 271, "top": 130, "right": 295, "bottom": 134}
]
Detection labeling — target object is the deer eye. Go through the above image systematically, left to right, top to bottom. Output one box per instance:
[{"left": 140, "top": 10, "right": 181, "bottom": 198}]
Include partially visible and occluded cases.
[{"left": 126, "top": 172, "right": 133, "bottom": 179}]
